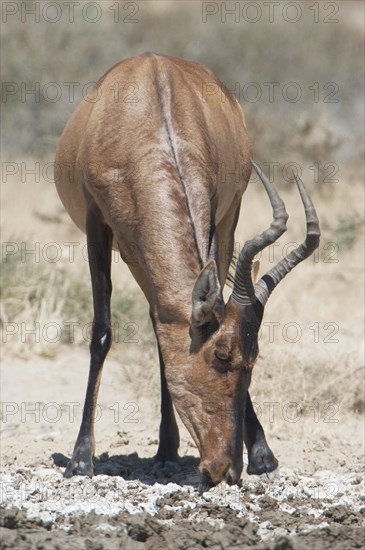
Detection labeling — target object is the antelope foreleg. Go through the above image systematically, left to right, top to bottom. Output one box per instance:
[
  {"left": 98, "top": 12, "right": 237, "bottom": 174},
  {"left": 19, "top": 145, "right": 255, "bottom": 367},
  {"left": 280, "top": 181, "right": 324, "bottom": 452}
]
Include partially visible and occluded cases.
[
  {"left": 64, "top": 200, "right": 113, "bottom": 478},
  {"left": 152, "top": 340, "right": 181, "bottom": 474},
  {"left": 244, "top": 391, "right": 278, "bottom": 476}
]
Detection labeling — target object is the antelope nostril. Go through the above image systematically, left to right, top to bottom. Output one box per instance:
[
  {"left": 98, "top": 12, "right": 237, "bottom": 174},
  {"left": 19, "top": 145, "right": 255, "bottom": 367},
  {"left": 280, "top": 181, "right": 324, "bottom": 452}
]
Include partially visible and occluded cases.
[
  {"left": 199, "top": 459, "right": 233, "bottom": 490},
  {"left": 226, "top": 466, "right": 241, "bottom": 486}
]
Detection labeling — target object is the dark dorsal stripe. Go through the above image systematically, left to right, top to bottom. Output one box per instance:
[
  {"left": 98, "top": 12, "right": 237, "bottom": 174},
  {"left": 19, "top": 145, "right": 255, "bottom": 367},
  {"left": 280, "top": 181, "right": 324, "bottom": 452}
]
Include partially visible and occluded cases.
[{"left": 155, "top": 60, "right": 204, "bottom": 270}]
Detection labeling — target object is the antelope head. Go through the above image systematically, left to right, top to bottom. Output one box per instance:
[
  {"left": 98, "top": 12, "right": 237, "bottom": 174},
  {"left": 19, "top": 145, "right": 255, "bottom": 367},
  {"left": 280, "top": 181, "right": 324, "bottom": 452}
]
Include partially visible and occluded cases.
[{"left": 163, "top": 161, "right": 320, "bottom": 489}]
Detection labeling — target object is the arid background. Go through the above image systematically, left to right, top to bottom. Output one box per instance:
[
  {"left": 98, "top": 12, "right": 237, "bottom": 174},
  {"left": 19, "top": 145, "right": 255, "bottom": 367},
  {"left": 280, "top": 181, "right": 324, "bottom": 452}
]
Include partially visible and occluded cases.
[{"left": 1, "top": 1, "right": 364, "bottom": 548}]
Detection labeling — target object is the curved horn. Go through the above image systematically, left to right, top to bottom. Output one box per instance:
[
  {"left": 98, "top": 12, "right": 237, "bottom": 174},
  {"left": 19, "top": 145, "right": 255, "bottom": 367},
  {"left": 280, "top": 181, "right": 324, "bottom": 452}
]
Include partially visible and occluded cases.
[
  {"left": 231, "top": 161, "right": 288, "bottom": 305},
  {"left": 255, "top": 171, "right": 320, "bottom": 306}
]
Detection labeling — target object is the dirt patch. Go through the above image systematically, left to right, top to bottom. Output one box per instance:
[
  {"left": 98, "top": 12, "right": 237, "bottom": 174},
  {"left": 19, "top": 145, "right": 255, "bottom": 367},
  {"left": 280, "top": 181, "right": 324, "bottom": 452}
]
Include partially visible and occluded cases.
[{"left": 1, "top": 458, "right": 364, "bottom": 549}]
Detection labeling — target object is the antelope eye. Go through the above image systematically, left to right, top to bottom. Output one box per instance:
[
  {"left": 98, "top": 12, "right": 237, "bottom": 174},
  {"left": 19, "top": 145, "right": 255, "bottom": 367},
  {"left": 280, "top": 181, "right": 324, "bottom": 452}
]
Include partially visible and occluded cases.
[{"left": 214, "top": 349, "right": 230, "bottom": 362}]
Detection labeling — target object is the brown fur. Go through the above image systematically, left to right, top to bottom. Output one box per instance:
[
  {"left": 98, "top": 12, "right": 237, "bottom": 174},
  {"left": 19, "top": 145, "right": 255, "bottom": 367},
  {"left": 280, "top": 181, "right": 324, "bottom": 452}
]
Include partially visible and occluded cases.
[{"left": 55, "top": 53, "right": 273, "bottom": 487}]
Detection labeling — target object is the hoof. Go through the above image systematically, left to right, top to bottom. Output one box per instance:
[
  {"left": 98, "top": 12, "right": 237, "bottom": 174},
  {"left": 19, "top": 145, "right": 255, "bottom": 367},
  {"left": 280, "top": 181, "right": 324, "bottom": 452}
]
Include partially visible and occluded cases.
[
  {"left": 247, "top": 441, "right": 279, "bottom": 476},
  {"left": 63, "top": 443, "right": 94, "bottom": 478},
  {"left": 64, "top": 458, "right": 94, "bottom": 478},
  {"left": 152, "top": 460, "right": 181, "bottom": 475}
]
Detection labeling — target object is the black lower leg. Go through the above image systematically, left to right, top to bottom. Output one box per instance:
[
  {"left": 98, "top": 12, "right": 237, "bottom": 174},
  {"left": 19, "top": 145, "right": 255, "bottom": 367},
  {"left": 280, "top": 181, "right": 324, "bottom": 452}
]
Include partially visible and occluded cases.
[
  {"left": 64, "top": 201, "right": 113, "bottom": 478},
  {"left": 154, "top": 342, "right": 180, "bottom": 465},
  {"left": 244, "top": 391, "right": 278, "bottom": 475}
]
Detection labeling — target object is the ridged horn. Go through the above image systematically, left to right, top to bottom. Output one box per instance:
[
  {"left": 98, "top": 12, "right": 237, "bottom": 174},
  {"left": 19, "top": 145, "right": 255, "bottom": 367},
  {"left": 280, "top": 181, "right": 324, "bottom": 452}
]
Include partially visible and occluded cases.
[
  {"left": 231, "top": 161, "right": 288, "bottom": 305},
  {"left": 232, "top": 161, "right": 320, "bottom": 307},
  {"left": 255, "top": 171, "right": 320, "bottom": 306}
]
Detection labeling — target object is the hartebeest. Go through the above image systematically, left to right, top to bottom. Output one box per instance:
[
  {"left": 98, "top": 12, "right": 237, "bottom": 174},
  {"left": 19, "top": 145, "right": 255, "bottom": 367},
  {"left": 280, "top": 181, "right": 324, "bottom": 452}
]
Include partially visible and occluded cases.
[{"left": 55, "top": 53, "right": 320, "bottom": 488}]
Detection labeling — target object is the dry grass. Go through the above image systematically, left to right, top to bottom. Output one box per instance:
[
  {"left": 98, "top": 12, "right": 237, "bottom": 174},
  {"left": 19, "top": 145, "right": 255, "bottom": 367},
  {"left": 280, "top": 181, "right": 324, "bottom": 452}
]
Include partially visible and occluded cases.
[
  {"left": 2, "top": 1, "right": 364, "bottom": 166},
  {"left": 0, "top": 238, "right": 152, "bottom": 357}
]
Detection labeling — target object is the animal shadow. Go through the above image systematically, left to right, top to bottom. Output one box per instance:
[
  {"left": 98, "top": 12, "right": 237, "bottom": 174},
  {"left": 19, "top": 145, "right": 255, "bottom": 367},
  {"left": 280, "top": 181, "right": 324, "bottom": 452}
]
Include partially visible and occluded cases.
[{"left": 52, "top": 452, "right": 200, "bottom": 487}]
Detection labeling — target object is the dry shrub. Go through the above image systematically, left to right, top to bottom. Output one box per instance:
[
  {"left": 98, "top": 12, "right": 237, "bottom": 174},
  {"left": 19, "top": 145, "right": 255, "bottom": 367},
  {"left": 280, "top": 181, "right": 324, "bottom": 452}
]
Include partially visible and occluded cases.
[{"left": 1, "top": 244, "right": 152, "bottom": 357}]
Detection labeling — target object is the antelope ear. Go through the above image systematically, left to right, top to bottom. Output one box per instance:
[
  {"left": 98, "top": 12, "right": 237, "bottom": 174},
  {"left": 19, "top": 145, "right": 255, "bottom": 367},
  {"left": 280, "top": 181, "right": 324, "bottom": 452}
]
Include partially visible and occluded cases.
[{"left": 191, "top": 260, "right": 221, "bottom": 327}]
